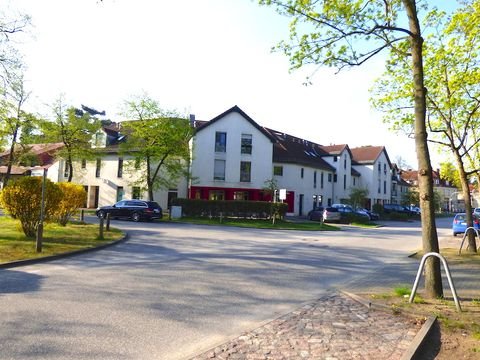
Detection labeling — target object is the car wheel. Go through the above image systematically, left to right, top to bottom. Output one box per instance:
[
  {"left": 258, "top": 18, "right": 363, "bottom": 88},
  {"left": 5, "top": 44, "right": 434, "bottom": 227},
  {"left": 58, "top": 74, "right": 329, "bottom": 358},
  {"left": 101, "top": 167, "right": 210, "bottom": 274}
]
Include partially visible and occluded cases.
[
  {"left": 97, "top": 210, "right": 106, "bottom": 219},
  {"left": 131, "top": 212, "right": 141, "bottom": 222},
  {"left": 453, "top": 232, "right": 457, "bottom": 237}
]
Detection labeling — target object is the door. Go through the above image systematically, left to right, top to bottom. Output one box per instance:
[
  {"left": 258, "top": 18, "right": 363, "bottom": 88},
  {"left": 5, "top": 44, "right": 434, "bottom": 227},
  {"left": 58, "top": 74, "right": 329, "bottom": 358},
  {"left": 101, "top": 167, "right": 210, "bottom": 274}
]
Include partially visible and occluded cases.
[{"left": 299, "top": 194, "right": 304, "bottom": 216}]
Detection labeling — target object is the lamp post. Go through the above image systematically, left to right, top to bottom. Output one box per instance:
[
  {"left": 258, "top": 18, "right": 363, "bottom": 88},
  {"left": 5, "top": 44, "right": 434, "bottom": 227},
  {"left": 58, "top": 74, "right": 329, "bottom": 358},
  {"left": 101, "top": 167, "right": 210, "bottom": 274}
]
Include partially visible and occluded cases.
[{"left": 36, "top": 168, "right": 47, "bottom": 253}]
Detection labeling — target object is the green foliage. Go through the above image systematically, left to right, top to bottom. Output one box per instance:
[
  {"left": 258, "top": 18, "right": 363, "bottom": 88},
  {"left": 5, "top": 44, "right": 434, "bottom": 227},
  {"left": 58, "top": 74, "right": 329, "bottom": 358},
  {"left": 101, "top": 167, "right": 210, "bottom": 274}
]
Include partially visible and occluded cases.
[
  {"left": 120, "top": 93, "right": 194, "bottom": 201},
  {"left": 40, "top": 97, "right": 101, "bottom": 182},
  {"left": 440, "top": 162, "right": 462, "bottom": 189},
  {"left": 0, "top": 176, "right": 62, "bottom": 238},
  {"left": 54, "top": 183, "right": 87, "bottom": 226},
  {"left": 349, "top": 187, "right": 369, "bottom": 209},
  {"left": 402, "top": 188, "right": 419, "bottom": 206},
  {"left": 171, "top": 198, "right": 288, "bottom": 219},
  {"left": 372, "top": 203, "right": 384, "bottom": 215}
]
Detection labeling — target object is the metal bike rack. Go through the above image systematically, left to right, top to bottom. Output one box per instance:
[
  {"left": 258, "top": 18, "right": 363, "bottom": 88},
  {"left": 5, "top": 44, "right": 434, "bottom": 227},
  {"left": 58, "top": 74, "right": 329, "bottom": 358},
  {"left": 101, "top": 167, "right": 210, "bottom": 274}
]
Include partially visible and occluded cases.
[
  {"left": 458, "top": 227, "right": 480, "bottom": 255},
  {"left": 409, "top": 252, "right": 462, "bottom": 312}
]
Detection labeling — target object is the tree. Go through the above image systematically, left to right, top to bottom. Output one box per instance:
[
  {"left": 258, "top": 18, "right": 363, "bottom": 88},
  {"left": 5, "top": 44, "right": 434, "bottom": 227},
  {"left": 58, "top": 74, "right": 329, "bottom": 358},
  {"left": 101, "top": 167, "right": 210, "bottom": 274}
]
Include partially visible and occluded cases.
[
  {"left": 259, "top": 0, "right": 443, "bottom": 297},
  {"left": 372, "top": 2, "right": 480, "bottom": 253},
  {"left": 0, "top": 10, "right": 30, "bottom": 80},
  {"left": 0, "top": 71, "right": 36, "bottom": 187},
  {"left": 120, "top": 93, "right": 194, "bottom": 201},
  {"left": 40, "top": 97, "right": 101, "bottom": 182},
  {"left": 439, "top": 162, "right": 462, "bottom": 190},
  {"left": 0, "top": 176, "right": 62, "bottom": 238},
  {"left": 55, "top": 183, "right": 87, "bottom": 226},
  {"left": 349, "top": 187, "right": 369, "bottom": 209},
  {"left": 402, "top": 188, "right": 419, "bottom": 206}
]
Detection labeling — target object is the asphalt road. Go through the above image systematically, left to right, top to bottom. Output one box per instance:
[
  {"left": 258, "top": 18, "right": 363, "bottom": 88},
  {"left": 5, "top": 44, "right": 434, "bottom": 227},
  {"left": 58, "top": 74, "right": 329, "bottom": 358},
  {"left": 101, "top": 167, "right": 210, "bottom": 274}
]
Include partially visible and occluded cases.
[{"left": 0, "top": 216, "right": 454, "bottom": 359}]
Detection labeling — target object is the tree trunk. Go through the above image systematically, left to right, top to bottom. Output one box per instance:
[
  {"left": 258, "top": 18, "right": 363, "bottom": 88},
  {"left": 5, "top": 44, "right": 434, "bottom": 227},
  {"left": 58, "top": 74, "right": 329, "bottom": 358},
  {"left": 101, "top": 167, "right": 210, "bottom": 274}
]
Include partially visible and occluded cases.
[
  {"left": 403, "top": 0, "right": 443, "bottom": 298},
  {"left": 4, "top": 124, "right": 20, "bottom": 188},
  {"left": 454, "top": 150, "right": 477, "bottom": 252},
  {"left": 67, "top": 153, "right": 73, "bottom": 182},
  {"left": 146, "top": 155, "right": 154, "bottom": 201}
]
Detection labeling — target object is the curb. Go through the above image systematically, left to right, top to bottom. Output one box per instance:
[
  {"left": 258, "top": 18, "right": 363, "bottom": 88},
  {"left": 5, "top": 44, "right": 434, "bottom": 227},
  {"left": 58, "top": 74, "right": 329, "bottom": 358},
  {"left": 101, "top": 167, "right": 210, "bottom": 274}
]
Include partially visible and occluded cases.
[
  {"left": 0, "top": 232, "right": 129, "bottom": 270},
  {"left": 340, "top": 291, "right": 437, "bottom": 360}
]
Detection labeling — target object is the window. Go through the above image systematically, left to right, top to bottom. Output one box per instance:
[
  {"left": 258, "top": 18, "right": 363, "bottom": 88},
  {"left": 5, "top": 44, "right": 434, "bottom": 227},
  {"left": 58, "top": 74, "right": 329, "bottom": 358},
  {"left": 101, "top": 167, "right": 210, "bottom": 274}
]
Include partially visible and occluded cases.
[
  {"left": 215, "top": 132, "right": 227, "bottom": 152},
  {"left": 241, "top": 134, "right": 252, "bottom": 154},
  {"left": 333, "top": 156, "right": 338, "bottom": 162},
  {"left": 344, "top": 156, "right": 347, "bottom": 169},
  {"left": 95, "top": 158, "right": 101, "bottom": 178},
  {"left": 117, "top": 158, "right": 123, "bottom": 178},
  {"left": 81, "top": 159, "right": 86, "bottom": 169},
  {"left": 214, "top": 159, "right": 226, "bottom": 180},
  {"left": 64, "top": 160, "right": 70, "bottom": 178},
  {"left": 240, "top": 161, "right": 251, "bottom": 182},
  {"left": 378, "top": 162, "right": 381, "bottom": 174},
  {"left": 384, "top": 163, "right": 387, "bottom": 174},
  {"left": 273, "top": 166, "right": 283, "bottom": 176},
  {"left": 300, "top": 168, "right": 304, "bottom": 178},
  {"left": 313, "top": 171, "right": 317, "bottom": 188},
  {"left": 320, "top": 172, "right": 324, "bottom": 189},
  {"left": 328, "top": 173, "right": 332, "bottom": 182},
  {"left": 333, "top": 174, "right": 337, "bottom": 183},
  {"left": 343, "top": 174, "right": 347, "bottom": 190},
  {"left": 353, "top": 177, "right": 356, "bottom": 186},
  {"left": 378, "top": 179, "right": 381, "bottom": 194},
  {"left": 384, "top": 180, "right": 387, "bottom": 194},
  {"left": 116, "top": 186, "right": 124, "bottom": 202},
  {"left": 132, "top": 186, "right": 141, "bottom": 199},
  {"left": 209, "top": 190, "right": 225, "bottom": 200},
  {"left": 234, "top": 191, "right": 249, "bottom": 200}
]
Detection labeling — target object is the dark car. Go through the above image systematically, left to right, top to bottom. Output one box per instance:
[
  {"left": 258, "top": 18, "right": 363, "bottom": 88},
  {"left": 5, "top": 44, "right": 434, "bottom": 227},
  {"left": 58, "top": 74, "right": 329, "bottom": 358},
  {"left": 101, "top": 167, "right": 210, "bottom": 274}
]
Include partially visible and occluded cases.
[
  {"left": 96, "top": 199, "right": 163, "bottom": 222},
  {"left": 383, "top": 203, "right": 412, "bottom": 215}
]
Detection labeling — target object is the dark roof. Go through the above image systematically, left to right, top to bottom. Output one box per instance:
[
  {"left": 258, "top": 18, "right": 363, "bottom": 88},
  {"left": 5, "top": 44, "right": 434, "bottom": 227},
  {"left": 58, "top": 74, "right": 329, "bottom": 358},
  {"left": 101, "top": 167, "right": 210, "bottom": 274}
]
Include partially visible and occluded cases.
[
  {"left": 194, "top": 105, "right": 277, "bottom": 143},
  {"left": 263, "top": 128, "right": 335, "bottom": 171}
]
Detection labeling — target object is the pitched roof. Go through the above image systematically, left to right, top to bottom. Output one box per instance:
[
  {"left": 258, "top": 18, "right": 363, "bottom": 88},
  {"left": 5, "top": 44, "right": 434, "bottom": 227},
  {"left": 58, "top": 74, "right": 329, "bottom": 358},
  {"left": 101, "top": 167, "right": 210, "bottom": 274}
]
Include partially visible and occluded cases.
[
  {"left": 194, "top": 105, "right": 277, "bottom": 143},
  {"left": 263, "top": 128, "right": 335, "bottom": 171},
  {"left": 0, "top": 143, "right": 64, "bottom": 168},
  {"left": 321, "top": 144, "right": 349, "bottom": 156},
  {"left": 351, "top": 146, "right": 391, "bottom": 167},
  {"left": 0, "top": 165, "right": 30, "bottom": 175}
]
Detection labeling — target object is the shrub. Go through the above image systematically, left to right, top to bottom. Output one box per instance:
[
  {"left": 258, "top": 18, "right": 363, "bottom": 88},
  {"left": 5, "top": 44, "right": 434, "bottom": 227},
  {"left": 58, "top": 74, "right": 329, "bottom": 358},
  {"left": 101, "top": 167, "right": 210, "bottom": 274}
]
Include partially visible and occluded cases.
[
  {"left": 0, "top": 176, "right": 62, "bottom": 238},
  {"left": 55, "top": 182, "right": 87, "bottom": 226},
  {"left": 171, "top": 198, "right": 288, "bottom": 219},
  {"left": 372, "top": 203, "right": 384, "bottom": 215}
]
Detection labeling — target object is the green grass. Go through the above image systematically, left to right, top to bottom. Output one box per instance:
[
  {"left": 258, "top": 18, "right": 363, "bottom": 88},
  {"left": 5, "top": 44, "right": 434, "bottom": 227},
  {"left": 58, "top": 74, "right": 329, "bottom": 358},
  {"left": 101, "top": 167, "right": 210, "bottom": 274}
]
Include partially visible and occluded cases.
[
  {"left": 168, "top": 216, "right": 341, "bottom": 231},
  {"left": 0, "top": 217, "right": 123, "bottom": 263}
]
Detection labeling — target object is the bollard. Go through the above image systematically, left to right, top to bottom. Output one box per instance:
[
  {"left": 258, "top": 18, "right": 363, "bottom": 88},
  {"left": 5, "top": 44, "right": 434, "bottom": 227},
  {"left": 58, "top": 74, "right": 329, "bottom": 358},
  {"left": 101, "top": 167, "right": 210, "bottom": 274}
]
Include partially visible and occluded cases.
[
  {"left": 81, "top": 209, "right": 85, "bottom": 222},
  {"left": 106, "top": 213, "right": 111, "bottom": 231},
  {"left": 99, "top": 217, "right": 104, "bottom": 240}
]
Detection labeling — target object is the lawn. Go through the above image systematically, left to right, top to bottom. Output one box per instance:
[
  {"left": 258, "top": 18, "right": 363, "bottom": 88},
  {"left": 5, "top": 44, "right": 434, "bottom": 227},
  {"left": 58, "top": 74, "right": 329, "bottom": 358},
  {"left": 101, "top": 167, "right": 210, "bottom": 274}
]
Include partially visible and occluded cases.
[
  {"left": 168, "top": 216, "right": 342, "bottom": 231},
  {"left": 0, "top": 217, "right": 123, "bottom": 263}
]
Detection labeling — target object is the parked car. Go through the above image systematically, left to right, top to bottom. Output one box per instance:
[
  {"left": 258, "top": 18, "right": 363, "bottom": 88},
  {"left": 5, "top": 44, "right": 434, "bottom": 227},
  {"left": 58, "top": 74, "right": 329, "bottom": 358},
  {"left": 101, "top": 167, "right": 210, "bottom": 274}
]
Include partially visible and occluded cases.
[
  {"left": 96, "top": 199, "right": 163, "bottom": 222},
  {"left": 383, "top": 203, "right": 412, "bottom": 215},
  {"left": 332, "top": 204, "right": 370, "bottom": 221},
  {"left": 407, "top": 205, "right": 421, "bottom": 215},
  {"left": 307, "top": 206, "right": 341, "bottom": 222},
  {"left": 360, "top": 208, "right": 379, "bottom": 220},
  {"left": 474, "top": 208, "right": 480, "bottom": 215},
  {"left": 452, "top": 213, "right": 480, "bottom": 236}
]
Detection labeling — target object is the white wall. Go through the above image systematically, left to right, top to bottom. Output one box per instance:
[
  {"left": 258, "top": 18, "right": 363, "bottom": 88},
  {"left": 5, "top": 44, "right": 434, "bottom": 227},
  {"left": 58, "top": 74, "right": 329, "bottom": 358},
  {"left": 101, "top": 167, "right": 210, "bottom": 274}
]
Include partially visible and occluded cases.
[
  {"left": 191, "top": 112, "right": 273, "bottom": 189},
  {"left": 69, "top": 154, "right": 187, "bottom": 210},
  {"left": 273, "top": 163, "right": 334, "bottom": 214}
]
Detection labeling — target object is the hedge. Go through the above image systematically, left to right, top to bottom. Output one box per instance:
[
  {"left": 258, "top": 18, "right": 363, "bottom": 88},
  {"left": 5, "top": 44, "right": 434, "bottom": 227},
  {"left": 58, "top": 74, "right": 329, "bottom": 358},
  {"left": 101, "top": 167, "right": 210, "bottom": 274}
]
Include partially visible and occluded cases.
[{"left": 171, "top": 198, "right": 288, "bottom": 219}]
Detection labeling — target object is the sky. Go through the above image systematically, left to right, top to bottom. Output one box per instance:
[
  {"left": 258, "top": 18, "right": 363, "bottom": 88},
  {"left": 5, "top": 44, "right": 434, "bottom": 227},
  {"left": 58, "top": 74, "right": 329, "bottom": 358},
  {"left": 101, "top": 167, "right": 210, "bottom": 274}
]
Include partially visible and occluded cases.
[{"left": 8, "top": 0, "right": 457, "bottom": 169}]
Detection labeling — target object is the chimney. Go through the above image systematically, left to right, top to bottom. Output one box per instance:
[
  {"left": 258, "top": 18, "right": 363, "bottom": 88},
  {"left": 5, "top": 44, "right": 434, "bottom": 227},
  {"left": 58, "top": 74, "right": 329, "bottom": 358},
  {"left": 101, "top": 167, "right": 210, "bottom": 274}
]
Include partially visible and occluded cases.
[{"left": 189, "top": 114, "right": 195, "bottom": 127}]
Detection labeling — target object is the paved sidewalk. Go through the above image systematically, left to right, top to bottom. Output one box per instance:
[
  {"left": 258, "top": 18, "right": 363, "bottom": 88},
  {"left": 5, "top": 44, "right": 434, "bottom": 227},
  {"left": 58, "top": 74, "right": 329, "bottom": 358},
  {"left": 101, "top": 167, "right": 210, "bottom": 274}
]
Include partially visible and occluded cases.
[{"left": 190, "top": 292, "right": 421, "bottom": 360}]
